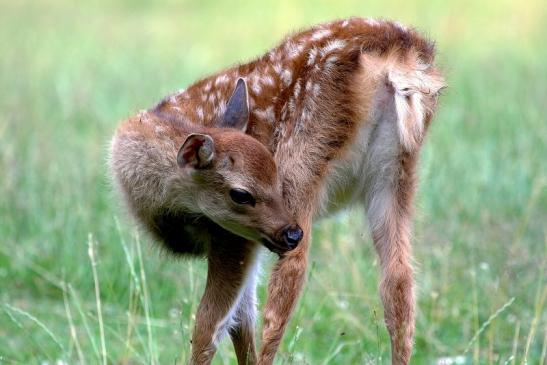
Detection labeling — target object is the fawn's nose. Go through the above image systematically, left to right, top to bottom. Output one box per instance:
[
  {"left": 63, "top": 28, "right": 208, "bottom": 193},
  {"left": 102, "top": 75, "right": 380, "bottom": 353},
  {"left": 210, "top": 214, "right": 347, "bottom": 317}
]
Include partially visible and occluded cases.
[{"left": 282, "top": 224, "right": 303, "bottom": 249}]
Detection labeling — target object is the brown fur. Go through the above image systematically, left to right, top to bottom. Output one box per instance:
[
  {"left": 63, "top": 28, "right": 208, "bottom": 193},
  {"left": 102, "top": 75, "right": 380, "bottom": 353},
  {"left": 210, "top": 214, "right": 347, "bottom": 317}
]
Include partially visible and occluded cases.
[{"left": 110, "top": 17, "right": 444, "bottom": 365}]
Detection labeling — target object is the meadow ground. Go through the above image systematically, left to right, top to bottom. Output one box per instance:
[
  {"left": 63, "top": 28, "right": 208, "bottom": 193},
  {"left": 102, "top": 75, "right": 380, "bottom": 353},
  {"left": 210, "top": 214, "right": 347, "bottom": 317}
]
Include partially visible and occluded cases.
[{"left": 0, "top": 0, "right": 545, "bottom": 364}]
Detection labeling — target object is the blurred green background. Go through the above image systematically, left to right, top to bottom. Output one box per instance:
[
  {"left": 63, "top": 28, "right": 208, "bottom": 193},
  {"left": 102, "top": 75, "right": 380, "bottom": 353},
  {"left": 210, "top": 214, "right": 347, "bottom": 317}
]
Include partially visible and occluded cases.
[{"left": 0, "top": 0, "right": 545, "bottom": 364}]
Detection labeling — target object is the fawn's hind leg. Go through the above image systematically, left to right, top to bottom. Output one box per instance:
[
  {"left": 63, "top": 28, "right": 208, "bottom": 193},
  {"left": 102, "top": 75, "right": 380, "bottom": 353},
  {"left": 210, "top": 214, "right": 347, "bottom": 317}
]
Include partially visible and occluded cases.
[
  {"left": 365, "top": 150, "right": 418, "bottom": 365},
  {"left": 190, "top": 234, "right": 260, "bottom": 365}
]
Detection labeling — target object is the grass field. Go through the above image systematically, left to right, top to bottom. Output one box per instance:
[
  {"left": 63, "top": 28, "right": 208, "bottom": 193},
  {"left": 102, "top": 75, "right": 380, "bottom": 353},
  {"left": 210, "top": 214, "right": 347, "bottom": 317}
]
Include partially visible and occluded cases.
[{"left": 0, "top": 0, "right": 546, "bottom": 364}]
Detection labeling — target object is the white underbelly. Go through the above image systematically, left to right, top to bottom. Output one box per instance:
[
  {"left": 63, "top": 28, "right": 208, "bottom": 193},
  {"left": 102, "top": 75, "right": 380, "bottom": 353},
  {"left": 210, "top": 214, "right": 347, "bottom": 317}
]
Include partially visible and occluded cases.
[{"left": 317, "top": 112, "right": 400, "bottom": 218}]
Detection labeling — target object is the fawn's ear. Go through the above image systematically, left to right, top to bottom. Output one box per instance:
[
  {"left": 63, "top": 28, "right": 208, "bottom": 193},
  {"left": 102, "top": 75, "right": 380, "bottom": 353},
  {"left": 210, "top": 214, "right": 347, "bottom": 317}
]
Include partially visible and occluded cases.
[
  {"left": 219, "top": 78, "right": 249, "bottom": 132},
  {"left": 177, "top": 133, "right": 215, "bottom": 169}
]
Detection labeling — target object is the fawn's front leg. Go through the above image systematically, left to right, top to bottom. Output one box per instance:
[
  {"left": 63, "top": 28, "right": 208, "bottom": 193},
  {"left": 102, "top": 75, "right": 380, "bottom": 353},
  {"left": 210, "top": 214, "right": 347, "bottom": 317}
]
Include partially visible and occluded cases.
[
  {"left": 258, "top": 214, "right": 312, "bottom": 365},
  {"left": 190, "top": 235, "right": 260, "bottom": 365},
  {"left": 229, "top": 269, "right": 259, "bottom": 364}
]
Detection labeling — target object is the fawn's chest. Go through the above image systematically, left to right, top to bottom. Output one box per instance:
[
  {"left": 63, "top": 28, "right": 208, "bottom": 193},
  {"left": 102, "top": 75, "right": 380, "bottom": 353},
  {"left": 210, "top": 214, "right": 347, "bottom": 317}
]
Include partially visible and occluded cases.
[{"left": 148, "top": 210, "right": 214, "bottom": 255}]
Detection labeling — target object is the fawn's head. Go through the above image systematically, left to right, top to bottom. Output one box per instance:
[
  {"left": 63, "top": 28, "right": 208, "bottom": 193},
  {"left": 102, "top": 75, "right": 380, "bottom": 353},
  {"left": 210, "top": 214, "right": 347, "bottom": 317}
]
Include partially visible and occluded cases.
[{"left": 177, "top": 79, "right": 302, "bottom": 254}]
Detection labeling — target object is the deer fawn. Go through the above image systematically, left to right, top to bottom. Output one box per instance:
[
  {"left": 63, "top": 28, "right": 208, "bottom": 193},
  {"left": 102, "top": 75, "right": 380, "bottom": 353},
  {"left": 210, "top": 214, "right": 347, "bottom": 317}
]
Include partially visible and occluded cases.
[{"left": 110, "top": 17, "right": 444, "bottom": 365}]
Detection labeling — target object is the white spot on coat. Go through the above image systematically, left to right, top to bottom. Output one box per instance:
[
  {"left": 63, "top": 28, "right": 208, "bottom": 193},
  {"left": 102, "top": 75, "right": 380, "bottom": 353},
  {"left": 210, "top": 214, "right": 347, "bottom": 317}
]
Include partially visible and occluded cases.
[
  {"left": 311, "top": 29, "right": 332, "bottom": 41},
  {"left": 320, "top": 39, "right": 347, "bottom": 57},
  {"left": 286, "top": 41, "right": 305, "bottom": 59},
  {"left": 307, "top": 47, "right": 318, "bottom": 66},
  {"left": 268, "top": 50, "right": 281, "bottom": 62},
  {"left": 324, "top": 54, "right": 339, "bottom": 71},
  {"left": 273, "top": 63, "right": 283, "bottom": 76},
  {"left": 281, "top": 69, "right": 292, "bottom": 87},
  {"left": 251, "top": 73, "right": 262, "bottom": 94},
  {"left": 215, "top": 74, "right": 229, "bottom": 87},
  {"left": 262, "top": 75, "right": 275, "bottom": 86},
  {"left": 305, "top": 79, "right": 313, "bottom": 93},
  {"left": 306, "top": 79, "right": 321, "bottom": 96},
  {"left": 293, "top": 80, "right": 301, "bottom": 98},
  {"left": 251, "top": 82, "right": 262, "bottom": 95},
  {"left": 313, "top": 83, "right": 321, "bottom": 97},
  {"left": 288, "top": 98, "right": 296, "bottom": 112},
  {"left": 215, "top": 102, "right": 227, "bottom": 118},
  {"left": 196, "top": 106, "right": 204, "bottom": 120},
  {"left": 253, "top": 106, "right": 276, "bottom": 124}
]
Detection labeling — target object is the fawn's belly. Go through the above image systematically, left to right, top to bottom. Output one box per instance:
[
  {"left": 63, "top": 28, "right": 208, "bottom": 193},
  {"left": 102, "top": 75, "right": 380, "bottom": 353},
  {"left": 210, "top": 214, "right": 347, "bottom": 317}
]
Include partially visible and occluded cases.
[
  {"left": 318, "top": 112, "right": 400, "bottom": 218},
  {"left": 318, "top": 125, "right": 373, "bottom": 216}
]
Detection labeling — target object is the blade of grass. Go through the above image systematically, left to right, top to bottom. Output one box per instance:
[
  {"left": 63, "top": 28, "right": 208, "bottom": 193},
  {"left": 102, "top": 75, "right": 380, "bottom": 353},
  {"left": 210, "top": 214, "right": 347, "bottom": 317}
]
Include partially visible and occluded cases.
[
  {"left": 116, "top": 218, "right": 141, "bottom": 359},
  {"left": 136, "top": 232, "right": 158, "bottom": 365},
  {"left": 88, "top": 233, "right": 107, "bottom": 365},
  {"left": 471, "top": 268, "right": 480, "bottom": 364},
  {"left": 522, "top": 277, "right": 546, "bottom": 364},
  {"left": 62, "top": 280, "right": 86, "bottom": 365},
  {"left": 68, "top": 283, "right": 100, "bottom": 362},
  {"left": 463, "top": 297, "right": 516, "bottom": 356},
  {"left": 3, "top": 303, "right": 65, "bottom": 354},
  {"left": 2, "top": 305, "right": 51, "bottom": 360},
  {"left": 511, "top": 321, "right": 521, "bottom": 365},
  {"left": 539, "top": 328, "right": 546, "bottom": 365},
  {"left": 322, "top": 340, "right": 361, "bottom": 365}
]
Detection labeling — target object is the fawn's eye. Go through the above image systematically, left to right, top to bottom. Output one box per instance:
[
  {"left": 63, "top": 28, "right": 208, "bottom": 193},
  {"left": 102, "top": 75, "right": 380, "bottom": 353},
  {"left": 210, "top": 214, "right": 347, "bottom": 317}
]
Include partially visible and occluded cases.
[{"left": 229, "top": 189, "right": 256, "bottom": 206}]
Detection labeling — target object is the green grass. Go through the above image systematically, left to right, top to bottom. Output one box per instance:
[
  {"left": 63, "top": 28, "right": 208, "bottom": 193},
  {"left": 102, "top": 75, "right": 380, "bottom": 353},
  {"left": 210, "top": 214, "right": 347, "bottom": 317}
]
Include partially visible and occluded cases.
[{"left": 0, "top": 0, "right": 546, "bottom": 364}]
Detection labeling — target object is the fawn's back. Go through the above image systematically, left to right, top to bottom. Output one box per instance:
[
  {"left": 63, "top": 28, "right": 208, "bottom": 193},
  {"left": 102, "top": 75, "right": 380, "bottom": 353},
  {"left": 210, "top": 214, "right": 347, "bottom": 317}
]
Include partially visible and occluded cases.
[{"left": 152, "top": 17, "right": 444, "bottom": 214}]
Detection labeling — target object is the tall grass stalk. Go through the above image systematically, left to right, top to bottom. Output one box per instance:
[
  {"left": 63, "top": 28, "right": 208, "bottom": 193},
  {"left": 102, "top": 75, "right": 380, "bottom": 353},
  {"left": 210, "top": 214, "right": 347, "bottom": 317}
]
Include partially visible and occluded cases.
[
  {"left": 136, "top": 232, "right": 158, "bottom": 365},
  {"left": 88, "top": 233, "right": 107, "bottom": 365},
  {"left": 62, "top": 280, "right": 86, "bottom": 364},
  {"left": 463, "top": 297, "right": 516, "bottom": 356}
]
